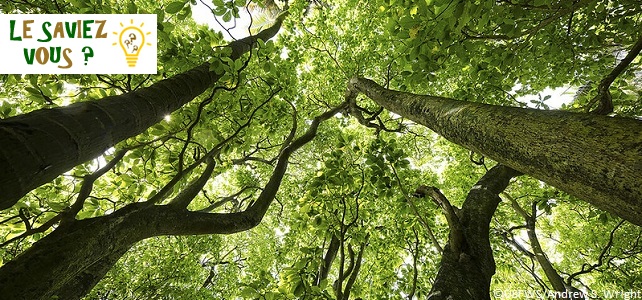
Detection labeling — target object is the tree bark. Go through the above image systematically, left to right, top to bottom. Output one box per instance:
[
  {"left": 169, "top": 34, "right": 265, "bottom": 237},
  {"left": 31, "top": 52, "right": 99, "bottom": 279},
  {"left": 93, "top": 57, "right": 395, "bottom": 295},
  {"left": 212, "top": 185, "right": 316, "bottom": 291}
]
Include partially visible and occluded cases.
[
  {"left": 0, "top": 14, "right": 287, "bottom": 210},
  {"left": 347, "top": 77, "right": 642, "bottom": 226},
  {"left": 428, "top": 165, "right": 521, "bottom": 299},
  {"left": 0, "top": 202, "right": 273, "bottom": 300},
  {"left": 0, "top": 202, "right": 150, "bottom": 300},
  {"left": 316, "top": 234, "right": 340, "bottom": 285}
]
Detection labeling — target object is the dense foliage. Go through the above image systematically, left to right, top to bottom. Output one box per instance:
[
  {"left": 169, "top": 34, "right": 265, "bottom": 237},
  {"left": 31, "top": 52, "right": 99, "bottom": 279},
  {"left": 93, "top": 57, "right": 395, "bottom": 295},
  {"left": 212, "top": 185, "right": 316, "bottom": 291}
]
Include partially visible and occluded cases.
[{"left": 1, "top": 0, "right": 641, "bottom": 299}]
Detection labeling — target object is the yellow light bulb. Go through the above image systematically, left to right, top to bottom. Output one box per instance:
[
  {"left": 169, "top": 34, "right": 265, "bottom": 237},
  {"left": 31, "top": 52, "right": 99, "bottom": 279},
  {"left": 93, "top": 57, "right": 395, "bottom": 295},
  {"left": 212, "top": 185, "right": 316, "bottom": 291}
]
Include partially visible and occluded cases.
[
  {"left": 113, "top": 19, "right": 153, "bottom": 68},
  {"left": 118, "top": 26, "right": 145, "bottom": 67}
]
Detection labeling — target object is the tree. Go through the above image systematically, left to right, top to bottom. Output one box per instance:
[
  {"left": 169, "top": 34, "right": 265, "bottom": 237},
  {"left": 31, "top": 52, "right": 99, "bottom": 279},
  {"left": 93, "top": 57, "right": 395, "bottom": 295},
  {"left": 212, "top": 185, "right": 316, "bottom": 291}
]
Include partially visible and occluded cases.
[
  {"left": 1, "top": 0, "right": 642, "bottom": 299},
  {"left": 0, "top": 9, "right": 287, "bottom": 210},
  {"left": 346, "top": 77, "right": 642, "bottom": 226},
  {"left": 0, "top": 97, "right": 345, "bottom": 299},
  {"left": 416, "top": 165, "right": 521, "bottom": 299}
]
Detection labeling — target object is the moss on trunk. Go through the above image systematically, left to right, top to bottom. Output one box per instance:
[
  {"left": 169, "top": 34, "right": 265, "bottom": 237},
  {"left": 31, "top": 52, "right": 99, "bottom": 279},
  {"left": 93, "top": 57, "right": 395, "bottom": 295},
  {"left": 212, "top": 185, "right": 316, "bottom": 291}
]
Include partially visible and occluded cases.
[{"left": 349, "top": 78, "right": 642, "bottom": 226}]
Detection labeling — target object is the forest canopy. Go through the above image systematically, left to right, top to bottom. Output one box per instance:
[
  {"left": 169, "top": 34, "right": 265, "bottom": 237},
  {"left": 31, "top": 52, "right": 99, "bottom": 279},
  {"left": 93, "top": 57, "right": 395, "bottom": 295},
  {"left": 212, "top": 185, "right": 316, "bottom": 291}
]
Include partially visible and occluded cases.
[{"left": 0, "top": 0, "right": 641, "bottom": 299}]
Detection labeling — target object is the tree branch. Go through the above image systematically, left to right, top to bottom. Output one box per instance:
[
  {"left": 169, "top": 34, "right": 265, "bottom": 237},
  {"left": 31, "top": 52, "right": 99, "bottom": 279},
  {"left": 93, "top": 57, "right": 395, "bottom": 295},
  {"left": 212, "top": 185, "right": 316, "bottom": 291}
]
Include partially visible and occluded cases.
[
  {"left": 464, "top": 0, "right": 590, "bottom": 41},
  {"left": 587, "top": 34, "right": 642, "bottom": 115},
  {"left": 147, "top": 91, "right": 275, "bottom": 205},
  {"left": 152, "top": 100, "right": 349, "bottom": 236},
  {"left": 61, "top": 149, "right": 128, "bottom": 225},
  {"left": 169, "top": 158, "right": 216, "bottom": 209},
  {"left": 391, "top": 165, "right": 443, "bottom": 252},
  {"left": 423, "top": 185, "right": 464, "bottom": 254},
  {"left": 567, "top": 220, "right": 625, "bottom": 283},
  {"left": 316, "top": 234, "right": 340, "bottom": 285},
  {"left": 343, "top": 235, "right": 368, "bottom": 300}
]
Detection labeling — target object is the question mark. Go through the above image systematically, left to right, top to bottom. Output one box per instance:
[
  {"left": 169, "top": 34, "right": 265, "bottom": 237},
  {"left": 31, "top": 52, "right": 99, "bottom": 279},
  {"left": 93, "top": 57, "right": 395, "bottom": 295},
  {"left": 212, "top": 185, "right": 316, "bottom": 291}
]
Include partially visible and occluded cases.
[{"left": 82, "top": 46, "right": 94, "bottom": 66}]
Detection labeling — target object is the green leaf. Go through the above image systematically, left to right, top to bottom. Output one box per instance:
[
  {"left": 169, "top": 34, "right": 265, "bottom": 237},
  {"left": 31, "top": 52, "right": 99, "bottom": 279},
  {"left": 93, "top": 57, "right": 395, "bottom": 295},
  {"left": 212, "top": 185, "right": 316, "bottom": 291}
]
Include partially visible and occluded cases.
[
  {"left": 534, "top": 0, "right": 547, "bottom": 6},
  {"left": 127, "top": 1, "right": 137, "bottom": 13},
  {"left": 165, "top": 1, "right": 186, "bottom": 14},
  {"left": 222, "top": 11, "right": 232, "bottom": 22},
  {"left": 398, "top": 15, "right": 416, "bottom": 29},
  {"left": 162, "top": 22, "right": 175, "bottom": 32},
  {"left": 209, "top": 59, "right": 225, "bottom": 74},
  {"left": 263, "top": 61, "right": 272, "bottom": 73},
  {"left": 25, "top": 87, "right": 41, "bottom": 96},
  {"left": 48, "top": 201, "right": 67, "bottom": 211},
  {"left": 293, "top": 282, "right": 305, "bottom": 297},
  {"left": 240, "top": 287, "right": 258, "bottom": 297}
]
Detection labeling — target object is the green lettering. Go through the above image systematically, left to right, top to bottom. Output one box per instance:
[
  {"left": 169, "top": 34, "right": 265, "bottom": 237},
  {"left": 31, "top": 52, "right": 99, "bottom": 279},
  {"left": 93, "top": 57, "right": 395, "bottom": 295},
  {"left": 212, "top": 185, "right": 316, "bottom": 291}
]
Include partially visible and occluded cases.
[
  {"left": 9, "top": 20, "right": 21, "bottom": 41},
  {"left": 82, "top": 20, "right": 94, "bottom": 38},
  {"left": 37, "top": 21, "right": 52, "bottom": 42},
  {"left": 65, "top": 21, "right": 77, "bottom": 38},
  {"left": 49, "top": 47, "right": 62, "bottom": 63},
  {"left": 23, "top": 48, "right": 35, "bottom": 64}
]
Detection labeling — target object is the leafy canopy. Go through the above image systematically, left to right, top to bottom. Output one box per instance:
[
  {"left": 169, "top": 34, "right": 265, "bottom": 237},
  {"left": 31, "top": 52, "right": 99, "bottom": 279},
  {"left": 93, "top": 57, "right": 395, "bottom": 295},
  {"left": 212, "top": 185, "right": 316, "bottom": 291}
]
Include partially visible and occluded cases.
[{"left": 1, "top": 0, "right": 641, "bottom": 299}]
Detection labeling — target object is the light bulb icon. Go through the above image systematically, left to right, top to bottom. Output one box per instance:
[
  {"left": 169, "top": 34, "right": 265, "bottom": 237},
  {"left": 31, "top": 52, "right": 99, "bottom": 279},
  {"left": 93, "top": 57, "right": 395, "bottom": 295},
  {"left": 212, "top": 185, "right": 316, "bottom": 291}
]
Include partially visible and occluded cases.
[{"left": 113, "top": 19, "right": 152, "bottom": 67}]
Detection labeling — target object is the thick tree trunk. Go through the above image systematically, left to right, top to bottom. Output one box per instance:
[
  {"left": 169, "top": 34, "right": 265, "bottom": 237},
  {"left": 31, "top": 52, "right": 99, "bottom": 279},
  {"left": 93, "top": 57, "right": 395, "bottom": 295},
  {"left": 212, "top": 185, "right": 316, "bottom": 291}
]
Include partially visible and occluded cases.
[
  {"left": 0, "top": 15, "right": 286, "bottom": 210},
  {"left": 348, "top": 78, "right": 642, "bottom": 226},
  {"left": 429, "top": 165, "right": 521, "bottom": 299},
  {"left": 0, "top": 202, "right": 268, "bottom": 300},
  {"left": 0, "top": 203, "right": 150, "bottom": 300}
]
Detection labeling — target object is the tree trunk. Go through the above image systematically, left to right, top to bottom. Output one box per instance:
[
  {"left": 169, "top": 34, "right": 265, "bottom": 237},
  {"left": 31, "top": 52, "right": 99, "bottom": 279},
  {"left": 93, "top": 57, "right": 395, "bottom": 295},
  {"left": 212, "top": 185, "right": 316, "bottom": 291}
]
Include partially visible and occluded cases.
[
  {"left": 0, "top": 14, "right": 287, "bottom": 210},
  {"left": 347, "top": 78, "right": 642, "bottom": 226},
  {"left": 429, "top": 165, "right": 521, "bottom": 299},
  {"left": 0, "top": 202, "right": 269, "bottom": 300},
  {"left": 0, "top": 203, "right": 150, "bottom": 300}
]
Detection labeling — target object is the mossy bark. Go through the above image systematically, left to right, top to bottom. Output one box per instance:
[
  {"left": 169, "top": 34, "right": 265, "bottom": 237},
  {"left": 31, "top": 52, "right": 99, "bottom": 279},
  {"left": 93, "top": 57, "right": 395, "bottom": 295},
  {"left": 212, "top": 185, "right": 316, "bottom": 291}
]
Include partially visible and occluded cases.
[
  {"left": 0, "top": 15, "right": 286, "bottom": 210},
  {"left": 349, "top": 78, "right": 642, "bottom": 226}
]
